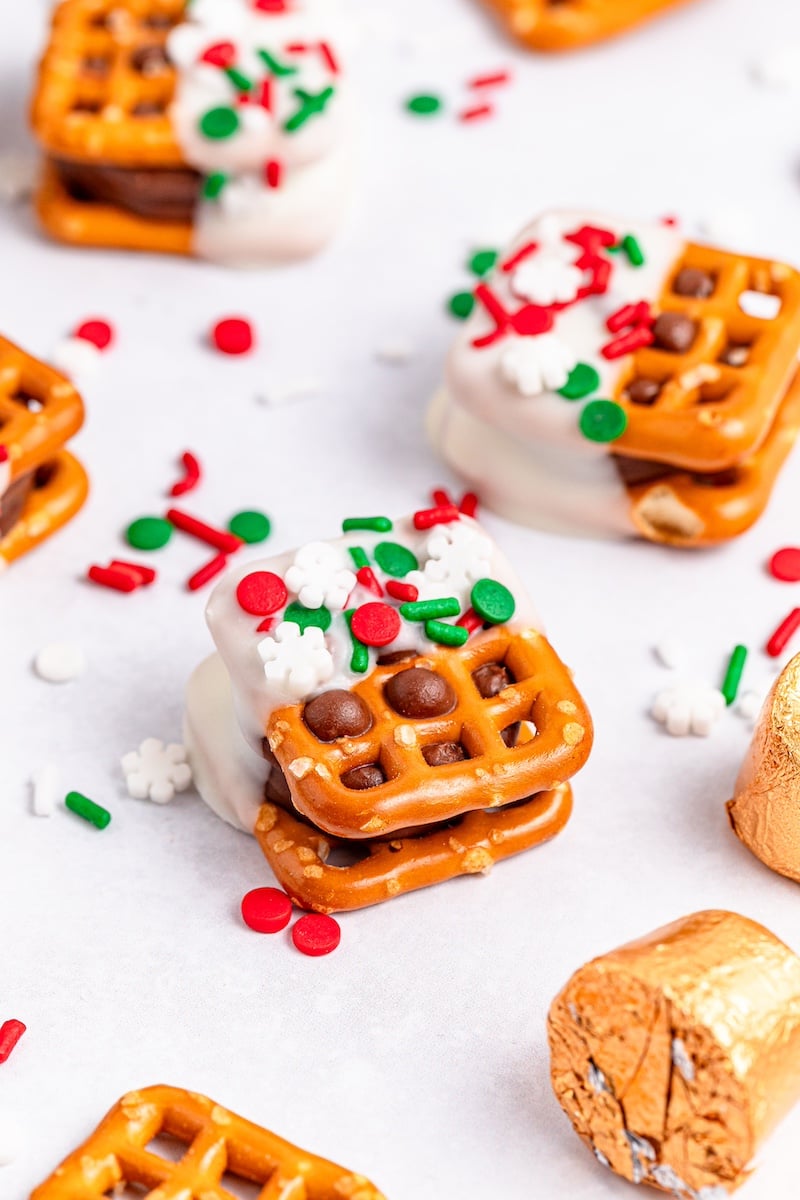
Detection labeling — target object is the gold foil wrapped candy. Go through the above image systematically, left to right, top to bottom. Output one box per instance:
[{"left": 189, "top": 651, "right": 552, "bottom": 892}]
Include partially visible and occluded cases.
[
  {"left": 727, "top": 653, "right": 800, "bottom": 882},
  {"left": 548, "top": 911, "right": 800, "bottom": 1195}
]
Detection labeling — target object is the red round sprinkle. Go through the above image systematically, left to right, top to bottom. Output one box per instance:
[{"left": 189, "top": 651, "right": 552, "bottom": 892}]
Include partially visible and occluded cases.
[
  {"left": 254, "top": 0, "right": 289, "bottom": 9},
  {"left": 201, "top": 40, "right": 237, "bottom": 67},
  {"left": 211, "top": 317, "right": 254, "bottom": 356},
  {"left": 74, "top": 319, "right": 113, "bottom": 350},
  {"left": 769, "top": 547, "right": 800, "bottom": 582},
  {"left": 236, "top": 571, "right": 288, "bottom": 616},
  {"left": 351, "top": 602, "right": 401, "bottom": 647},
  {"left": 241, "top": 887, "right": 293, "bottom": 934},
  {"left": 292, "top": 913, "right": 341, "bottom": 957}
]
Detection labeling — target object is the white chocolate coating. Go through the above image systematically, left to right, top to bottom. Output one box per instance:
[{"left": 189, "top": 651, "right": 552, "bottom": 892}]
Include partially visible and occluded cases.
[{"left": 433, "top": 212, "right": 685, "bottom": 538}]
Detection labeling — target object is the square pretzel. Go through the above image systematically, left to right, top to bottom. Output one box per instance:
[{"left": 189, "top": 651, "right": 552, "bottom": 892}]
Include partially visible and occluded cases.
[
  {"left": 483, "top": 0, "right": 695, "bottom": 51},
  {"left": 31, "top": 1085, "right": 386, "bottom": 1200}
]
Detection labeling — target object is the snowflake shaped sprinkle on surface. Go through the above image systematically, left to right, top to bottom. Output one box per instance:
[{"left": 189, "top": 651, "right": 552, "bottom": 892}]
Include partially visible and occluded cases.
[
  {"left": 511, "top": 252, "right": 585, "bottom": 307},
  {"left": 500, "top": 333, "right": 578, "bottom": 396},
  {"left": 407, "top": 522, "right": 493, "bottom": 601},
  {"left": 285, "top": 541, "right": 356, "bottom": 610},
  {"left": 258, "top": 622, "right": 334, "bottom": 701},
  {"left": 652, "top": 682, "right": 726, "bottom": 737},
  {"left": 121, "top": 739, "right": 193, "bottom": 804}
]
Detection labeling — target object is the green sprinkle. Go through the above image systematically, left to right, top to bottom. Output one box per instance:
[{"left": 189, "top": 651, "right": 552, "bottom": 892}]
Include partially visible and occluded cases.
[
  {"left": 257, "top": 48, "right": 298, "bottom": 77},
  {"left": 225, "top": 66, "right": 253, "bottom": 92},
  {"left": 284, "top": 86, "right": 335, "bottom": 133},
  {"left": 407, "top": 93, "right": 442, "bottom": 116},
  {"left": 199, "top": 105, "right": 240, "bottom": 140},
  {"left": 203, "top": 171, "right": 228, "bottom": 200},
  {"left": 622, "top": 234, "right": 645, "bottom": 267},
  {"left": 606, "top": 243, "right": 622, "bottom": 254},
  {"left": 469, "top": 249, "right": 498, "bottom": 277},
  {"left": 449, "top": 291, "right": 476, "bottom": 320},
  {"left": 558, "top": 362, "right": 601, "bottom": 401},
  {"left": 579, "top": 399, "right": 628, "bottom": 444},
  {"left": 228, "top": 510, "right": 271, "bottom": 544},
  {"left": 126, "top": 516, "right": 173, "bottom": 551},
  {"left": 342, "top": 516, "right": 393, "bottom": 533},
  {"left": 374, "top": 542, "right": 418, "bottom": 578},
  {"left": 349, "top": 546, "right": 370, "bottom": 570},
  {"left": 471, "top": 578, "right": 515, "bottom": 625},
  {"left": 401, "top": 597, "right": 460, "bottom": 622},
  {"left": 283, "top": 602, "right": 332, "bottom": 632},
  {"left": 345, "top": 609, "right": 370, "bottom": 674},
  {"left": 425, "top": 619, "right": 469, "bottom": 647},
  {"left": 722, "top": 645, "right": 748, "bottom": 706},
  {"left": 65, "top": 791, "right": 111, "bottom": 830}
]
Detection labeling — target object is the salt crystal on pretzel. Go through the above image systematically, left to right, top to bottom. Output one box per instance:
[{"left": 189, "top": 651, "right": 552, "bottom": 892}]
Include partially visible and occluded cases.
[{"left": 430, "top": 210, "right": 800, "bottom": 547}]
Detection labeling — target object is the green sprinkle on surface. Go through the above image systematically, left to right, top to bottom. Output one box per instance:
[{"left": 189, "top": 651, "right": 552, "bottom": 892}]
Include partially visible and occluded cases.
[
  {"left": 407, "top": 93, "right": 442, "bottom": 116},
  {"left": 469, "top": 250, "right": 499, "bottom": 277},
  {"left": 449, "top": 291, "right": 476, "bottom": 320},
  {"left": 228, "top": 511, "right": 272, "bottom": 544},
  {"left": 126, "top": 516, "right": 173, "bottom": 551},
  {"left": 722, "top": 644, "right": 748, "bottom": 706},
  {"left": 65, "top": 791, "right": 111, "bottom": 830}
]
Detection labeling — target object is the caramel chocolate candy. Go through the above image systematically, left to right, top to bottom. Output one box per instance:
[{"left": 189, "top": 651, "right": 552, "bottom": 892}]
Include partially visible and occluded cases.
[
  {"left": 673, "top": 267, "right": 715, "bottom": 298},
  {"left": 652, "top": 312, "right": 699, "bottom": 354},
  {"left": 626, "top": 378, "right": 662, "bottom": 407},
  {"left": 728, "top": 653, "right": 800, "bottom": 882},
  {"left": 473, "top": 662, "right": 514, "bottom": 697},
  {"left": 384, "top": 667, "right": 457, "bottom": 718},
  {"left": 304, "top": 690, "right": 372, "bottom": 742},
  {"left": 423, "top": 742, "right": 466, "bottom": 767},
  {"left": 341, "top": 763, "right": 385, "bottom": 790},
  {"left": 548, "top": 910, "right": 800, "bottom": 1195}
]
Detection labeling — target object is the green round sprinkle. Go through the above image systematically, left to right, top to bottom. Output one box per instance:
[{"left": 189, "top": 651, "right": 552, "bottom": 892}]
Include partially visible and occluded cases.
[
  {"left": 407, "top": 93, "right": 442, "bottom": 116},
  {"left": 200, "top": 106, "right": 240, "bottom": 140},
  {"left": 469, "top": 249, "right": 499, "bottom": 277},
  {"left": 449, "top": 291, "right": 476, "bottom": 320},
  {"left": 558, "top": 362, "right": 601, "bottom": 401},
  {"left": 579, "top": 399, "right": 628, "bottom": 444},
  {"left": 228, "top": 510, "right": 271, "bottom": 544},
  {"left": 126, "top": 516, "right": 173, "bottom": 551},
  {"left": 342, "top": 516, "right": 393, "bottom": 534},
  {"left": 374, "top": 542, "right": 418, "bottom": 578},
  {"left": 471, "top": 578, "right": 516, "bottom": 626},
  {"left": 401, "top": 597, "right": 460, "bottom": 622},
  {"left": 283, "top": 602, "right": 332, "bottom": 632},
  {"left": 425, "top": 619, "right": 469, "bottom": 648},
  {"left": 722, "top": 644, "right": 748, "bottom": 707},
  {"left": 65, "top": 791, "right": 111, "bottom": 830}
]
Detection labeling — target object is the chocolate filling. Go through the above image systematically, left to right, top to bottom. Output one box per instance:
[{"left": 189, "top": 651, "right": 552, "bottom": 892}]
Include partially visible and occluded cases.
[
  {"left": 54, "top": 158, "right": 201, "bottom": 223},
  {"left": 0, "top": 471, "right": 36, "bottom": 538}
]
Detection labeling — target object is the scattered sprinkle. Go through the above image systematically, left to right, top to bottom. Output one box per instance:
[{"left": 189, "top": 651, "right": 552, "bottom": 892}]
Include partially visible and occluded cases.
[
  {"left": 468, "top": 70, "right": 511, "bottom": 90},
  {"left": 406, "top": 93, "right": 442, "bottom": 116},
  {"left": 458, "top": 103, "right": 493, "bottom": 123},
  {"left": 469, "top": 249, "right": 498, "bottom": 277},
  {"left": 448, "top": 291, "right": 476, "bottom": 320},
  {"left": 211, "top": 317, "right": 255, "bottom": 355},
  {"left": 74, "top": 319, "right": 114, "bottom": 350},
  {"left": 169, "top": 451, "right": 202, "bottom": 498},
  {"left": 166, "top": 508, "right": 242, "bottom": 554},
  {"left": 228, "top": 510, "right": 272, "bottom": 544},
  {"left": 126, "top": 516, "right": 173, "bottom": 551},
  {"left": 769, "top": 547, "right": 800, "bottom": 582},
  {"left": 187, "top": 552, "right": 229, "bottom": 592},
  {"left": 88, "top": 562, "right": 155, "bottom": 593},
  {"left": 236, "top": 571, "right": 288, "bottom": 616},
  {"left": 471, "top": 578, "right": 515, "bottom": 625},
  {"left": 351, "top": 602, "right": 401, "bottom": 647},
  {"left": 766, "top": 608, "right": 800, "bottom": 657},
  {"left": 425, "top": 619, "right": 469, "bottom": 647},
  {"left": 34, "top": 641, "right": 86, "bottom": 684},
  {"left": 722, "top": 645, "right": 748, "bottom": 707},
  {"left": 652, "top": 683, "right": 726, "bottom": 737},
  {"left": 121, "top": 739, "right": 193, "bottom": 804},
  {"left": 31, "top": 766, "right": 59, "bottom": 818},
  {"left": 65, "top": 791, "right": 111, "bottom": 829},
  {"left": 241, "top": 887, "right": 293, "bottom": 933},
  {"left": 292, "top": 913, "right": 341, "bottom": 957},
  {"left": 0, "top": 1020, "right": 26, "bottom": 1065}
]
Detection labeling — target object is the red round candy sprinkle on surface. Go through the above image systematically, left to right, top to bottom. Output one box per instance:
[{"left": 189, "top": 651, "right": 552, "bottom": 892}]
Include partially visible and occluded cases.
[
  {"left": 201, "top": 41, "right": 237, "bottom": 67},
  {"left": 212, "top": 317, "right": 255, "bottom": 356},
  {"left": 74, "top": 319, "right": 113, "bottom": 350},
  {"left": 770, "top": 548, "right": 800, "bottom": 582},
  {"left": 236, "top": 571, "right": 288, "bottom": 616},
  {"left": 351, "top": 602, "right": 401, "bottom": 647},
  {"left": 241, "top": 887, "right": 293, "bottom": 933},
  {"left": 292, "top": 913, "right": 341, "bottom": 957}
]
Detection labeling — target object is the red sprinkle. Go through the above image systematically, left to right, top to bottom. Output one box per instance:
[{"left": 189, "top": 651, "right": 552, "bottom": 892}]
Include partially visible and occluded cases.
[
  {"left": 254, "top": 0, "right": 288, "bottom": 9},
  {"left": 201, "top": 41, "right": 236, "bottom": 67},
  {"left": 319, "top": 41, "right": 339, "bottom": 73},
  {"left": 468, "top": 69, "right": 511, "bottom": 90},
  {"left": 257, "top": 78, "right": 273, "bottom": 110},
  {"left": 459, "top": 103, "right": 493, "bottom": 123},
  {"left": 265, "top": 158, "right": 282, "bottom": 188},
  {"left": 502, "top": 241, "right": 538, "bottom": 273},
  {"left": 607, "top": 301, "right": 652, "bottom": 333},
  {"left": 211, "top": 317, "right": 254, "bottom": 356},
  {"left": 74, "top": 319, "right": 113, "bottom": 350},
  {"left": 602, "top": 325, "right": 654, "bottom": 360},
  {"left": 0, "top": 444, "right": 8, "bottom": 464},
  {"left": 170, "top": 451, "right": 202, "bottom": 498},
  {"left": 432, "top": 488, "right": 453, "bottom": 508},
  {"left": 459, "top": 492, "right": 479, "bottom": 518},
  {"left": 414, "top": 504, "right": 460, "bottom": 530},
  {"left": 166, "top": 508, "right": 242, "bottom": 554},
  {"left": 769, "top": 548, "right": 800, "bottom": 582},
  {"left": 187, "top": 553, "right": 228, "bottom": 592},
  {"left": 109, "top": 560, "right": 156, "bottom": 586},
  {"left": 88, "top": 565, "right": 139, "bottom": 593},
  {"left": 357, "top": 566, "right": 383, "bottom": 597},
  {"left": 236, "top": 570, "right": 288, "bottom": 616},
  {"left": 386, "top": 580, "right": 418, "bottom": 603},
  {"left": 351, "top": 602, "right": 401, "bottom": 647},
  {"left": 457, "top": 608, "right": 483, "bottom": 634},
  {"left": 767, "top": 608, "right": 800, "bottom": 657},
  {"left": 257, "top": 616, "right": 274, "bottom": 633},
  {"left": 241, "top": 887, "right": 293, "bottom": 933},
  {"left": 292, "top": 913, "right": 341, "bottom": 957},
  {"left": 0, "top": 1019, "right": 26, "bottom": 1064}
]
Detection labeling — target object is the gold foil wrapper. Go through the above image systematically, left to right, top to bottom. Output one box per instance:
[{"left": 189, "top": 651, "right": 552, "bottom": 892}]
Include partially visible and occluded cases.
[
  {"left": 727, "top": 654, "right": 800, "bottom": 883},
  {"left": 548, "top": 911, "right": 800, "bottom": 1195}
]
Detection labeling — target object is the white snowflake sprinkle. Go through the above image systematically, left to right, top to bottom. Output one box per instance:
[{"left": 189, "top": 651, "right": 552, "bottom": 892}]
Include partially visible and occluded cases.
[
  {"left": 512, "top": 252, "right": 585, "bottom": 306},
  {"left": 500, "top": 333, "right": 578, "bottom": 396},
  {"left": 407, "top": 521, "right": 493, "bottom": 602},
  {"left": 285, "top": 542, "right": 356, "bottom": 611},
  {"left": 258, "top": 622, "right": 334, "bottom": 702},
  {"left": 652, "top": 682, "right": 726, "bottom": 737},
  {"left": 121, "top": 739, "right": 193, "bottom": 804}
]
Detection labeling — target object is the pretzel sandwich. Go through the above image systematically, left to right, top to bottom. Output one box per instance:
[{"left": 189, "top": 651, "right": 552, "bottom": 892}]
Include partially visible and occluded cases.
[
  {"left": 32, "top": 0, "right": 354, "bottom": 264},
  {"left": 483, "top": 0, "right": 695, "bottom": 52},
  {"left": 431, "top": 211, "right": 800, "bottom": 546},
  {"left": 0, "top": 336, "right": 87, "bottom": 566},
  {"left": 186, "top": 510, "right": 592, "bottom": 909},
  {"left": 32, "top": 1084, "right": 385, "bottom": 1199}
]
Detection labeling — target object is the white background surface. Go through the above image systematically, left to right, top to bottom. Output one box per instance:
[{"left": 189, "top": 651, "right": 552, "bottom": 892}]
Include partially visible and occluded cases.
[{"left": 3, "top": 0, "right": 800, "bottom": 1196}]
